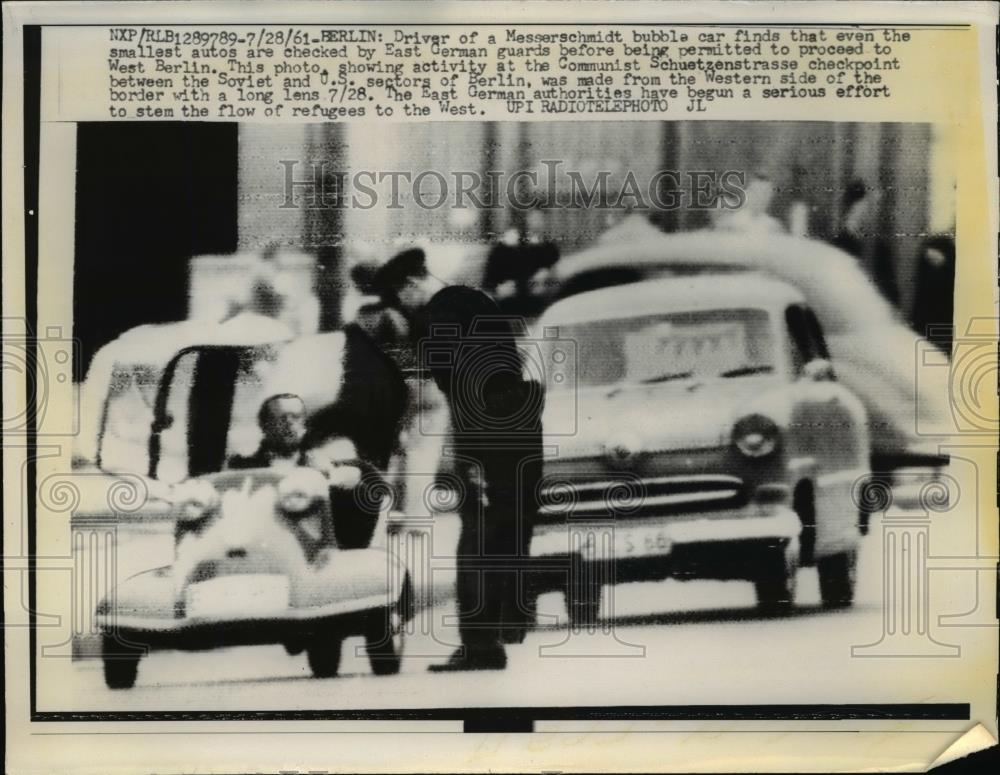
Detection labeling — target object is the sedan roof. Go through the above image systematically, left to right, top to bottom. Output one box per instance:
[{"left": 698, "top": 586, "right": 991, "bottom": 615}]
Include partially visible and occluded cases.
[
  {"left": 554, "top": 229, "right": 898, "bottom": 334},
  {"left": 541, "top": 273, "right": 803, "bottom": 327}
]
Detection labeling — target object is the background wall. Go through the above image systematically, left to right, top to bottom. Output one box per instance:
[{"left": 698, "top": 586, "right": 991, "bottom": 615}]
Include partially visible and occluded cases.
[{"left": 73, "top": 122, "right": 238, "bottom": 377}]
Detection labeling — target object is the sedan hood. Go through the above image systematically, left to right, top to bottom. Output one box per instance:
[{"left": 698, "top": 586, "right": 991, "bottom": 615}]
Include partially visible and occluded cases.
[{"left": 544, "top": 376, "right": 778, "bottom": 459}]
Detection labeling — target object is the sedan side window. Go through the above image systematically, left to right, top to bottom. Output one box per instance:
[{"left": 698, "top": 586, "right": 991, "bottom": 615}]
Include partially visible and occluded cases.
[
  {"left": 785, "top": 304, "right": 813, "bottom": 375},
  {"left": 786, "top": 304, "right": 837, "bottom": 381},
  {"left": 803, "top": 308, "right": 832, "bottom": 360},
  {"left": 149, "top": 350, "right": 199, "bottom": 483}
]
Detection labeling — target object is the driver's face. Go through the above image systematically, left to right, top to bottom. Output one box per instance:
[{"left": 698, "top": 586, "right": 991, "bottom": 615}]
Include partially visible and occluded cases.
[{"left": 261, "top": 397, "right": 306, "bottom": 452}]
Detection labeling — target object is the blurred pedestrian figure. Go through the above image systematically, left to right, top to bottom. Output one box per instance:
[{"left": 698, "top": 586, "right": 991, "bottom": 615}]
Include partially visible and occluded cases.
[
  {"left": 786, "top": 163, "right": 814, "bottom": 238},
  {"left": 710, "top": 173, "right": 784, "bottom": 234},
  {"left": 831, "top": 179, "right": 900, "bottom": 306},
  {"left": 483, "top": 207, "right": 560, "bottom": 319},
  {"left": 911, "top": 232, "right": 955, "bottom": 353},
  {"left": 259, "top": 244, "right": 321, "bottom": 337},
  {"left": 420, "top": 286, "right": 544, "bottom": 671}
]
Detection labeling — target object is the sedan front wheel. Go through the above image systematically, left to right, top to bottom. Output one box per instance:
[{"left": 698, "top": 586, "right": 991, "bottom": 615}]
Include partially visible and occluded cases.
[
  {"left": 754, "top": 539, "right": 799, "bottom": 614},
  {"left": 818, "top": 549, "right": 858, "bottom": 608}
]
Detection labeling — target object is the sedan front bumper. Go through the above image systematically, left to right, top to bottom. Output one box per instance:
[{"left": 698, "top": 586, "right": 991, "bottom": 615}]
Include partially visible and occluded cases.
[{"left": 530, "top": 505, "right": 801, "bottom": 562}]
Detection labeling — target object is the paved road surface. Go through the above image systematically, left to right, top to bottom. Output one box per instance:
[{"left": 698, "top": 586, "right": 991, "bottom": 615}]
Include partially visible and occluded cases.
[{"left": 52, "top": 531, "right": 982, "bottom": 713}]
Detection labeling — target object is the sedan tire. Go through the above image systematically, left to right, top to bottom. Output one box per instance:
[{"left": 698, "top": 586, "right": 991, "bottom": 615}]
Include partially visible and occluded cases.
[
  {"left": 754, "top": 539, "right": 799, "bottom": 614},
  {"left": 818, "top": 549, "right": 858, "bottom": 608},
  {"left": 567, "top": 562, "right": 603, "bottom": 631}
]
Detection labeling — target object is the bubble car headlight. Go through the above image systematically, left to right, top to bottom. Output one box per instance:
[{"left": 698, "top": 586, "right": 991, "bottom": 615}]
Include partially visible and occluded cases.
[
  {"left": 732, "top": 414, "right": 781, "bottom": 458},
  {"left": 277, "top": 468, "right": 327, "bottom": 515},
  {"left": 173, "top": 479, "right": 219, "bottom": 523}
]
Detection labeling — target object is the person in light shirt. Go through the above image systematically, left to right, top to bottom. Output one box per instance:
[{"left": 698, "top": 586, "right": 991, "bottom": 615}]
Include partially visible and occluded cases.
[
  {"left": 228, "top": 393, "right": 387, "bottom": 550},
  {"left": 228, "top": 394, "right": 309, "bottom": 471}
]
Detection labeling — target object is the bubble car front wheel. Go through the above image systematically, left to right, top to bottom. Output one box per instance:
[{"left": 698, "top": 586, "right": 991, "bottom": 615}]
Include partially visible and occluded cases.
[
  {"left": 365, "top": 575, "right": 411, "bottom": 675},
  {"left": 307, "top": 631, "right": 344, "bottom": 678},
  {"left": 102, "top": 635, "right": 142, "bottom": 690}
]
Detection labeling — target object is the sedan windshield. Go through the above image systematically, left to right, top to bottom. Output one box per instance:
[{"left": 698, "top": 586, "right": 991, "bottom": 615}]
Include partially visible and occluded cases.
[{"left": 550, "top": 308, "right": 774, "bottom": 389}]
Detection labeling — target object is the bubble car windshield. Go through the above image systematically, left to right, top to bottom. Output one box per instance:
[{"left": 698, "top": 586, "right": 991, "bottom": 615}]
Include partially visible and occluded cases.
[
  {"left": 551, "top": 308, "right": 774, "bottom": 389},
  {"left": 100, "top": 344, "right": 285, "bottom": 481},
  {"left": 98, "top": 363, "right": 162, "bottom": 474}
]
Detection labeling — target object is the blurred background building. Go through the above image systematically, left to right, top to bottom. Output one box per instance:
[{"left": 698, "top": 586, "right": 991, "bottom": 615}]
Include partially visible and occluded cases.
[{"left": 73, "top": 120, "right": 955, "bottom": 378}]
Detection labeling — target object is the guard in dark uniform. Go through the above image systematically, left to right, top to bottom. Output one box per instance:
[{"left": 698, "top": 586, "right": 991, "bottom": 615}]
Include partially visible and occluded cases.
[{"left": 420, "top": 286, "right": 544, "bottom": 671}]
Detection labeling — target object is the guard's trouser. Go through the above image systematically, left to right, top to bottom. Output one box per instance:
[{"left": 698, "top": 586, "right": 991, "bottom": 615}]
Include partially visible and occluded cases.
[{"left": 454, "top": 504, "right": 532, "bottom": 650}]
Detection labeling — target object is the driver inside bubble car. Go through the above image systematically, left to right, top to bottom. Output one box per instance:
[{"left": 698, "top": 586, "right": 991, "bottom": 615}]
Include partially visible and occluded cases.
[{"left": 229, "top": 392, "right": 387, "bottom": 552}]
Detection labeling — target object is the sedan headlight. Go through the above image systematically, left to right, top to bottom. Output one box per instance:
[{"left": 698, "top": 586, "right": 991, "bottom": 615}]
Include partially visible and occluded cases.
[{"left": 732, "top": 414, "right": 781, "bottom": 458}]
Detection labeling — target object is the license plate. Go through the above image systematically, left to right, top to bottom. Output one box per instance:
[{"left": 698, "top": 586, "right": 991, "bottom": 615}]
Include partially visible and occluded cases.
[
  {"left": 531, "top": 525, "right": 672, "bottom": 560},
  {"left": 612, "top": 526, "right": 673, "bottom": 558},
  {"left": 185, "top": 575, "right": 290, "bottom": 620}
]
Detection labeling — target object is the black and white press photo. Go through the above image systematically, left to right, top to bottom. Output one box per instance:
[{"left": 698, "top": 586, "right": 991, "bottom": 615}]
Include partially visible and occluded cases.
[
  {"left": 4, "top": 4, "right": 997, "bottom": 774},
  {"left": 56, "top": 117, "right": 970, "bottom": 701}
]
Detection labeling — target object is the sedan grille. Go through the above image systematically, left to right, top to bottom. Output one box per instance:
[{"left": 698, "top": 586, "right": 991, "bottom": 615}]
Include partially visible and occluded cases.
[{"left": 536, "top": 474, "right": 745, "bottom": 523}]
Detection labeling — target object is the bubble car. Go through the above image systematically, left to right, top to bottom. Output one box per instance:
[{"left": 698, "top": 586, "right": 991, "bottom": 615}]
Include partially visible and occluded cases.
[{"left": 94, "top": 335, "right": 413, "bottom": 689}]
